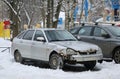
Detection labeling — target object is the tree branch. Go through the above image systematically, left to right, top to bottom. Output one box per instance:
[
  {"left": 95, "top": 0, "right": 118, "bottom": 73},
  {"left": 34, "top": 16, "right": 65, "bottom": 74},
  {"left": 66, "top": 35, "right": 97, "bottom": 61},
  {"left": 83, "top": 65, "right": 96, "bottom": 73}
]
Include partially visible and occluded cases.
[{"left": 2, "top": 0, "right": 21, "bottom": 22}]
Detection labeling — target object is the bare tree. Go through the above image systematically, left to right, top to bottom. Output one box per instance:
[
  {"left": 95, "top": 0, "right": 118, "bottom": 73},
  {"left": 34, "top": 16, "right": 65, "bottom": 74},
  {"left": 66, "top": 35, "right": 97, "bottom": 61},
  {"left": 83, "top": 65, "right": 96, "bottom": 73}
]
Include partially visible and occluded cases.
[
  {"left": 2, "top": 0, "right": 23, "bottom": 38},
  {"left": 2, "top": 0, "right": 44, "bottom": 38},
  {"left": 2, "top": 0, "right": 83, "bottom": 38},
  {"left": 40, "top": 0, "right": 47, "bottom": 28},
  {"left": 46, "top": 0, "right": 63, "bottom": 28},
  {"left": 53, "top": 0, "right": 63, "bottom": 28},
  {"left": 62, "top": 0, "right": 78, "bottom": 30},
  {"left": 79, "top": 0, "right": 84, "bottom": 22}
]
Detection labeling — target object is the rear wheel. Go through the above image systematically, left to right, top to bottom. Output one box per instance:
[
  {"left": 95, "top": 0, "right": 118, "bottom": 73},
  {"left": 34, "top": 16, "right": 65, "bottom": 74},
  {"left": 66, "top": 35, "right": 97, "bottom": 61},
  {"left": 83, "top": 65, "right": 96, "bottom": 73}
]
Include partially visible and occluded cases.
[
  {"left": 113, "top": 48, "right": 120, "bottom": 64},
  {"left": 14, "top": 51, "right": 24, "bottom": 63},
  {"left": 49, "top": 54, "right": 64, "bottom": 69},
  {"left": 84, "top": 61, "right": 96, "bottom": 70}
]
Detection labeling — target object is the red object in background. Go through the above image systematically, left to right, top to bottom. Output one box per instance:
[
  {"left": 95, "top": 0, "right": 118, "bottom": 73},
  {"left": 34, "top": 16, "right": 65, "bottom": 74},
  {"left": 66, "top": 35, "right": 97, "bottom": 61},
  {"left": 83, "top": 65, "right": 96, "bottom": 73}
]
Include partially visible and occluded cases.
[
  {"left": 4, "top": 20, "right": 10, "bottom": 29},
  {"left": 115, "top": 22, "right": 120, "bottom": 27},
  {"left": 116, "top": 24, "right": 120, "bottom": 27}
]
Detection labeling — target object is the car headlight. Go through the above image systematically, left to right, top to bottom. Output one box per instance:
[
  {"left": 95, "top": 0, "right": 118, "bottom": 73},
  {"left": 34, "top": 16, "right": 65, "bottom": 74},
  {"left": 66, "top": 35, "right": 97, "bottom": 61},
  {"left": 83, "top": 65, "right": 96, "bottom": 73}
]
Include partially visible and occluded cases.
[{"left": 66, "top": 48, "right": 78, "bottom": 55}]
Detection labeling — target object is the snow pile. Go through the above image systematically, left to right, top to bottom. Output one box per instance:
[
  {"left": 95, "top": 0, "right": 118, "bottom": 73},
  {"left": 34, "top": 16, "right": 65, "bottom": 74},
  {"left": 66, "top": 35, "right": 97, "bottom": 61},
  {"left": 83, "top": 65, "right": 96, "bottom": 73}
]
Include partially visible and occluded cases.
[
  {"left": 0, "top": 38, "right": 120, "bottom": 79},
  {"left": 0, "top": 38, "right": 11, "bottom": 47}
]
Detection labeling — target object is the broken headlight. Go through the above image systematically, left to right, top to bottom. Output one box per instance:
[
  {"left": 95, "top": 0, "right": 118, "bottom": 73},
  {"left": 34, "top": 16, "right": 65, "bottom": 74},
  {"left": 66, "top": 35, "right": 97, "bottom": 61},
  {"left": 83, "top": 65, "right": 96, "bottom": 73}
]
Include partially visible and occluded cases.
[{"left": 66, "top": 48, "right": 78, "bottom": 55}]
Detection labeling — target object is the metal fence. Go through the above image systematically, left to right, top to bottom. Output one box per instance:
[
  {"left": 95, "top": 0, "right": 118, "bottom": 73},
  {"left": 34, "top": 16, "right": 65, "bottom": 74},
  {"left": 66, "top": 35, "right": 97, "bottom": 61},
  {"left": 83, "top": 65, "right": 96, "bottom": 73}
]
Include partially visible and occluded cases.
[{"left": 0, "top": 47, "right": 11, "bottom": 53}]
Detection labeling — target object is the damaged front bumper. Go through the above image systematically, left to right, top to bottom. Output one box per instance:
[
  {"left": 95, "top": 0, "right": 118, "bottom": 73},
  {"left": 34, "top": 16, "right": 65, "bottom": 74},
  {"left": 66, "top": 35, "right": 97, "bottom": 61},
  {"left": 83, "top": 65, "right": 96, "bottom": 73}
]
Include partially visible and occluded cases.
[{"left": 63, "top": 53, "right": 103, "bottom": 62}]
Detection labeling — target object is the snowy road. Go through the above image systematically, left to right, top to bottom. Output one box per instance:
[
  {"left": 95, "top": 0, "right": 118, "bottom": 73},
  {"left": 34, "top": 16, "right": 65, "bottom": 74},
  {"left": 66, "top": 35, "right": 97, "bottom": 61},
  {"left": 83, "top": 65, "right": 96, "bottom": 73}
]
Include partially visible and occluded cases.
[{"left": 0, "top": 38, "right": 120, "bottom": 79}]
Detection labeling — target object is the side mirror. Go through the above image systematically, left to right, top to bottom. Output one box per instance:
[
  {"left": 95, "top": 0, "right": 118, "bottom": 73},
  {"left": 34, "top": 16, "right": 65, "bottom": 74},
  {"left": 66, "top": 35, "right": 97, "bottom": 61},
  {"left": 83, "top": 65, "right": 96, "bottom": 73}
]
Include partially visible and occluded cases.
[
  {"left": 102, "top": 34, "right": 110, "bottom": 38},
  {"left": 76, "top": 35, "right": 81, "bottom": 40},
  {"left": 36, "top": 37, "right": 45, "bottom": 42}
]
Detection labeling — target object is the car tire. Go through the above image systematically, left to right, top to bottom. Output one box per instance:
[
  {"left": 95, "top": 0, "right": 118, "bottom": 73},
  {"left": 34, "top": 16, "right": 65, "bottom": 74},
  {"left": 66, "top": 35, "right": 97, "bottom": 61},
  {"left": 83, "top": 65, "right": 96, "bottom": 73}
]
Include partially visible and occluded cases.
[
  {"left": 113, "top": 48, "right": 120, "bottom": 64},
  {"left": 14, "top": 51, "right": 24, "bottom": 64},
  {"left": 49, "top": 54, "right": 64, "bottom": 69},
  {"left": 84, "top": 61, "right": 96, "bottom": 70}
]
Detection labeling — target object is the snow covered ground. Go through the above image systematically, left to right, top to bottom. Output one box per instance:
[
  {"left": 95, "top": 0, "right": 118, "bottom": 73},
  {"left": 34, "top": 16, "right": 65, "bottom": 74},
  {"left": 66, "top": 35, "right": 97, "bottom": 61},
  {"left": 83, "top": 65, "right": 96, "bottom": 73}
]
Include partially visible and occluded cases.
[{"left": 0, "top": 38, "right": 120, "bottom": 79}]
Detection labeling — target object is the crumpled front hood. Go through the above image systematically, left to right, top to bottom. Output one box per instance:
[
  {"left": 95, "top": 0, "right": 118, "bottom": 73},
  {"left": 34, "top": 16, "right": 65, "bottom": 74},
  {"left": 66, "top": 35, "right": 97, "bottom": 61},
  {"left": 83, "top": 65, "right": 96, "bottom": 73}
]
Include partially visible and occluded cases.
[{"left": 53, "top": 41, "right": 99, "bottom": 52}]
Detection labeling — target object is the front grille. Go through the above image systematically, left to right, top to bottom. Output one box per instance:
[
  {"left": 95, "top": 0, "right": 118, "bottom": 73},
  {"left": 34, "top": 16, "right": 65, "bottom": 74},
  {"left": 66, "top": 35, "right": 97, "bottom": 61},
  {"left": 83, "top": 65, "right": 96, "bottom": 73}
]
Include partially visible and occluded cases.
[
  {"left": 79, "top": 51, "right": 96, "bottom": 55},
  {"left": 79, "top": 52, "right": 87, "bottom": 55},
  {"left": 89, "top": 52, "right": 96, "bottom": 54}
]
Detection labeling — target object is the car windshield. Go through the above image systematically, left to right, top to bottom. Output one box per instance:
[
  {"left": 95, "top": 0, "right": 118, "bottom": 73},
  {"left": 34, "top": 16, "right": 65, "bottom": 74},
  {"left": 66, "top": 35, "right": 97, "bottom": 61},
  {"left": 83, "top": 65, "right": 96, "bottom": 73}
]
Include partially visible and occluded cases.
[
  {"left": 105, "top": 26, "right": 120, "bottom": 37},
  {"left": 45, "top": 30, "right": 77, "bottom": 42}
]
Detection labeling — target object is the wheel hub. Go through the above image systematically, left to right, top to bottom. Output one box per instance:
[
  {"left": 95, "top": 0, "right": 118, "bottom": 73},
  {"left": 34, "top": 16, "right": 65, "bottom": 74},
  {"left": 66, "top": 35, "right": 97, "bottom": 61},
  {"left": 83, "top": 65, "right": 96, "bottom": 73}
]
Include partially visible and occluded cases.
[{"left": 53, "top": 59, "right": 57, "bottom": 66}]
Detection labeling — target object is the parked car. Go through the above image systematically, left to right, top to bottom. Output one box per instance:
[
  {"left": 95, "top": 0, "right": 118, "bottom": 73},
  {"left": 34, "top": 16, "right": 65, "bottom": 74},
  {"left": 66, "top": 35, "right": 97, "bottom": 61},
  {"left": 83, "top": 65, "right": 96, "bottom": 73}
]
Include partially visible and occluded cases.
[
  {"left": 70, "top": 23, "right": 120, "bottom": 63},
  {"left": 11, "top": 28, "right": 103, "bottom": 70}
]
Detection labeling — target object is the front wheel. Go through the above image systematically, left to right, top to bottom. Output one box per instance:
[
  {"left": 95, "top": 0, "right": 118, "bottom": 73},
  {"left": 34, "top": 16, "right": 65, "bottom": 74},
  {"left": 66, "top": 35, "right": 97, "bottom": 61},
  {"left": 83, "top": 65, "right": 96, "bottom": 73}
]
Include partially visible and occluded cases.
[
  {"left": 113, "top": 48, "right": 120, "bottom": 64},
  {"left": 49, "top": 54, "right": 64, "bottom": 69},
  {"left": 84, "top": 61, "right": 96, "bottom": 70}
]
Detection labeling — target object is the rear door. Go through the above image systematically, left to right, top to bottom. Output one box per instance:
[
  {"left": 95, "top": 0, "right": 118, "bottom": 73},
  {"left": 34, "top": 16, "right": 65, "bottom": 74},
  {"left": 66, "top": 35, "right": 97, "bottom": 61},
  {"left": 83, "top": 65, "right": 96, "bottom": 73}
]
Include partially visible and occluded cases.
[
  {"left": 78, "top": 26, "right": 94, "bottom": 43},
  {"left": 21, "top": 30, "right": 35, "bottom": 58}
]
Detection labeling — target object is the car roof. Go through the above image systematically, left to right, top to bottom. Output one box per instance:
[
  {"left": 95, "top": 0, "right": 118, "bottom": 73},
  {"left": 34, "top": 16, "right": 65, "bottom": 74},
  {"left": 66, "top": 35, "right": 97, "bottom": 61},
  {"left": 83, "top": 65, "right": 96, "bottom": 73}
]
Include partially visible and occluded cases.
[
  {"left": 73, "top": 24, "right": 117, "bottom": 29},
  {"left": 26, "top": 28, "right": 65, "bottom": 31}
]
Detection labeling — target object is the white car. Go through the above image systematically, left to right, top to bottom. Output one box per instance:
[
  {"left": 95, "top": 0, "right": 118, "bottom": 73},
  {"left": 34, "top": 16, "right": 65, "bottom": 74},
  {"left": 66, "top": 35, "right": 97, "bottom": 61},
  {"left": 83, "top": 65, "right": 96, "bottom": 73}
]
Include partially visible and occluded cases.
[{"left": 11, "top": 28, "right": 103, "bottom": 70}]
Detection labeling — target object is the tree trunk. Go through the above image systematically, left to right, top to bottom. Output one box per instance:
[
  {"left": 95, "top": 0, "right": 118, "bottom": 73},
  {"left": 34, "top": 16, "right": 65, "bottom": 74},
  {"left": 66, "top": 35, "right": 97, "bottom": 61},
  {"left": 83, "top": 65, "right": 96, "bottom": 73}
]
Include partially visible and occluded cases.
[
  {"left": 9, "top": 0, "right": 20, "bottom": 38},
  {"left": 41, "top": 0, "right": 46, "bottom": 28},
  {"left": 47, "top": 0, "right": 51, "bottom": 28},
  {"left": 53, "top": 0, "right": 63, "bottom": 28},
  {"left": 80, "top": 0, "right": 84, "bottom": 23},
  {"left": 11, "top": 16, "right": 19, "bottom": 38}
]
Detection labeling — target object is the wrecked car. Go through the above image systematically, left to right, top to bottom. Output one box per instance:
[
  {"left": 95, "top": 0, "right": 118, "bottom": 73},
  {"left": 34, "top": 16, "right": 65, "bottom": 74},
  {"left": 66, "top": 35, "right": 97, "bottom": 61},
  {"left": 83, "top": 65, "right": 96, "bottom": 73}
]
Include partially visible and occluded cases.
[{"left": 11, "top": 28, "right": 103, "bottom": 70}]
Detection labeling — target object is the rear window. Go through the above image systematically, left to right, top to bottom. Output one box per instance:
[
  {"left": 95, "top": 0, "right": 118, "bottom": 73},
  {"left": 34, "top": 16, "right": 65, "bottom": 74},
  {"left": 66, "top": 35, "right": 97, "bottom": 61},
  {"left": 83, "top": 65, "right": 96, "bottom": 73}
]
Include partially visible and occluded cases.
[
  {"left": 78, "top": 26, "right": 92, "bottom": 36},
  {"left": 70, "top": 27, "right": 80, "bottom": 34},
  {"left": 22, "top": 30, "right": 34, "bottom": 40},
  {"left": 17, "top": 31, "right": 26, "bottom": 39}
]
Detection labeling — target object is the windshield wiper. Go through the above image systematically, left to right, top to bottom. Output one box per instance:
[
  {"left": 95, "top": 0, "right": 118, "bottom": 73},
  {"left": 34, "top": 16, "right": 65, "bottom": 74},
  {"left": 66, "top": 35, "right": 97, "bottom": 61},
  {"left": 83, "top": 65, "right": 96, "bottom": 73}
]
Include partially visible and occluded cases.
[
  {"left": 49, "top": 39, "right": 63, "bottom": 42},
  {"left": 49, "top": 39, "right": 76, "bottom": 42},
  {"left": 64, "top": 39, "right": 76, "bottom": 41}
]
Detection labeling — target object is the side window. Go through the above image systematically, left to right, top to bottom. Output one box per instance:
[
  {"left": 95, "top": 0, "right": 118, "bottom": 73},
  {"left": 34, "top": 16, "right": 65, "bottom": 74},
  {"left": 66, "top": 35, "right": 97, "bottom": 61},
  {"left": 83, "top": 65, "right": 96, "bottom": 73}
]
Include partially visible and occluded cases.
[
  {"left": 78, "top": 27, "right": 92, "bottom": 36},
  {"left": 94, "top": 27, "right": 108, "bottom": 37},
  {"left": 70, "top": 28, "right": 79, "bottom": 34},
  {"left": 23, "top": 30, "right": 34, "bottom": 40},
  {"left": 33, "top": 30, "right": 44, "bottom": 41},
  {"left": 17, "top": 31, "right": 25, "bottom": 39}
]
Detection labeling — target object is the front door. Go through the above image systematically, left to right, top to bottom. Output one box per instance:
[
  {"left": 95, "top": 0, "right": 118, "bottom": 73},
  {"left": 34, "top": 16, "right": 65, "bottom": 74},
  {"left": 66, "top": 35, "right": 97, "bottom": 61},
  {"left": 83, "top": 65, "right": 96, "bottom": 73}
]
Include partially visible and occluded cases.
[
  {"left": 92, "top": 27, "right": 112, "bottom": 58},
  {"left": 31, "top": 30, "right": 47, "bottom": 61}
]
